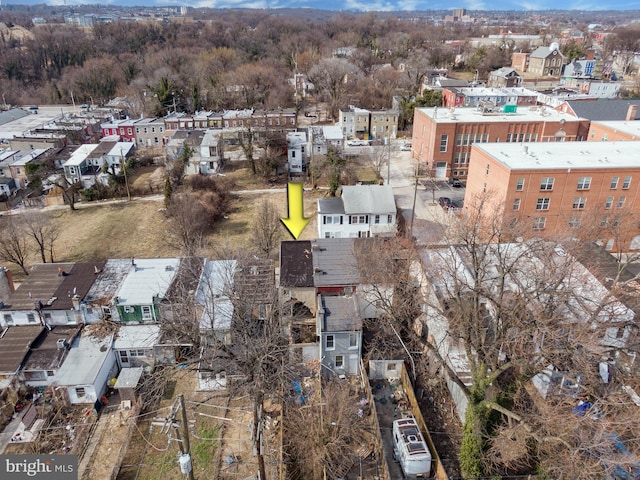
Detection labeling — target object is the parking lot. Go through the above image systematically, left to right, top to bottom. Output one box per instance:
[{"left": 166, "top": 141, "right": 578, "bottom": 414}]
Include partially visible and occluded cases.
[{"left": 419, "top": 179, "right": 465, "bottom": 209}]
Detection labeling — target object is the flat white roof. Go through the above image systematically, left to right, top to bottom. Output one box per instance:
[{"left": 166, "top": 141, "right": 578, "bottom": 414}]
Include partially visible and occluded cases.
[
  {"left": 416, "top": 106, "right": 582, "bottom": 124},
  {"left": 591, "top": 120, "right": 640, "bottom": 139},
  {"left": 475, "top": 141, "right": 640, "bottom": 171},
  {"left": 107, "top": 142, "right": 135, "bottom": 157},
  {"left": 64, "top": 144, "right": 98, "bottom": 167},
  {"left": 12, "top": 149, "right": 48, "bottom": 166},
  {"left": 116, "top": 258, "right": 180, "bottom": 305},
  {"left": 113, "top": 325, "right": 161, "bottom": 350},
  {"left": 53, "top": 333, "right": 114, "bottom": 386},
  {"left": 114, "top": 366, "right": 143, "bottom": 389}
]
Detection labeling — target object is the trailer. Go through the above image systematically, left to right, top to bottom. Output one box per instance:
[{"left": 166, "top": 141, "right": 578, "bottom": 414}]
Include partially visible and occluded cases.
[{"left": 392, "top": 416, "right": 432, "bottom": 479}]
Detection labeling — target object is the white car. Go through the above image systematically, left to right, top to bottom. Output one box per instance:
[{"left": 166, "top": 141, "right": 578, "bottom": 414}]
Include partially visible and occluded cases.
[
  {"left": 347, "top": 139, "right": 366, "bottom": 146},
  {"left": 400, "top": 144, "right": 411, "bottom": 151}
]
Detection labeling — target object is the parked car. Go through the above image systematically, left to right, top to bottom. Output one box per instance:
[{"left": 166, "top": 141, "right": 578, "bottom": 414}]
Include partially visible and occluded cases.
[
  {"left": 347, "top": 139, "right": 367, "bottom": 146},
  {"left": 400, "top": 144, "right": 412, "bottom": 151},
  {"left": 448, "top": 177, "right": 463, "bottom": 188},
  {"left": 438, "top": 197, "right": 453, "bottom": 209}
]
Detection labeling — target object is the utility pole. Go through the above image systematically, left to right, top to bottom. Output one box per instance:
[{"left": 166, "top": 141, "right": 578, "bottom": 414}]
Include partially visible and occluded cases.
[
  {"left": 387, "top": 137, "right": 391, "bottom": 185},
  {"left": 120, "top": 149, "right": 131, "bottom": 202},
  {"left": 176, "top": 394, "right": 195, "bottom": 480}
]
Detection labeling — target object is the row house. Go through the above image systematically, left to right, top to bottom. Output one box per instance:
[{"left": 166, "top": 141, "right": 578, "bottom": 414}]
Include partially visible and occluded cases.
[
  {"left": 487, "top": 68, "right": 522, "bottom": 88},
  {"left": 442, "top": 86, "right": 538, "bottom": 109},
  {"left": 411, "top": 105, "right": 589, "bottom": 179},
  {"left": 338, "top": 106, "right": 398, "bottom": 141},
  {"left": 134, "top": 117, "right": 166, "bottom": 147},
  {"left": 100, "top": 118, "right": 137, "bottom": 142},
  {"left": 286, "top": 131, "right": 308, "bottom": 175},
  {"left": 9, "top": 133, "right": 67, "bottom": 152},
  {"left": 464, "top": 141, "right": 640, "bottom": 251},
  {"left": 62, "top": 142, "right": 135, "bottom": 187},
  {"left": 317, "top": 185, "right": 397, "bottom": 239},
  {"left": 279, "top": 238, "right": 386, "bottom": 377}
]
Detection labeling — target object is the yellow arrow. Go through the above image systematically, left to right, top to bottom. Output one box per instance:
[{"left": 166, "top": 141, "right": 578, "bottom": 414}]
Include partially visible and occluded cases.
[{"left": 281, "top": 182, "right": 310, "bottom": 239}]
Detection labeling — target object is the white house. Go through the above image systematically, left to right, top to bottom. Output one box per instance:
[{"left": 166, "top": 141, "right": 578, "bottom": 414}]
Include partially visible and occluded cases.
[
  {"left": 286, "top": 131, "right": 308, "bottom": 174},
  {"left": 62, "top": 144, "right": 99, "bottom": 187},
  {"left": 317, "top": 185, "right": 397, "bottom": 239},
  {"left": 113, "top": 324, "right": 161, "bottom": 369},
  {"left": 52, "top": 332, "right": 118, "bottom": 405}
]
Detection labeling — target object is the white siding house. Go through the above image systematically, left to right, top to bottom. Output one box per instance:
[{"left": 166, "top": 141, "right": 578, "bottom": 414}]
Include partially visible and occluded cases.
[
  {"left": 317, "top": 185, "right": 396, "bottom": 239},
  {"left": 53, "top": 332, "right": 118, "bottom": 405}
]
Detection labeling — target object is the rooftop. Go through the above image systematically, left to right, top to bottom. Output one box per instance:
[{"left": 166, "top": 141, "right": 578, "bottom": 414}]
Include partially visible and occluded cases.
[
  {"left": 565, "top": 99, "right": 640, "bottom": 121},
  {"left": 416, "top": 105, "right": 581, "bottom": 124},
  {"left": 590, "top": 120, "right": 640, "bottom": 139},
  {"left": 474, "top": 141, "right": 640, "bottom": 171},
  {"left": 64, "top": 144, "right": 98, "bottom": 167},
  {"left": 342, "top": 185, "right": 396, "bottom": 215},
  {"left": 317, "top": 197, "right": 345, "bottom": 215},
  {"left": 312, "top": 238, "right": 360, "bottom": 287},
  {"left": 279, "top": 241, "right": 314, "bottom": 288},
  {"left": 115, "top": 258, "right": 180, "bottom": 306},
  {"left": 84, "top": 259, "right": 132, "bottom": 306},
  {"left": 48, "top": 261, "right": 106, "bottom": 311},
  {"left": 1, "top": 263, "right": 74, "bottom": 311},
  {"left": 319, "top": 294, "right": 362, "bottom": 332},
  {"left": 113, "top": 324, "right": 161, "bottom": 350},
  {"left": 22, "top": 325, "right": 82, "bottom": 372},
  {"left": 0, "top": 326, "right": 45, "bottom": 375},
  {"left": 53, "top": 332, "right": 114, "bottom": 386}
]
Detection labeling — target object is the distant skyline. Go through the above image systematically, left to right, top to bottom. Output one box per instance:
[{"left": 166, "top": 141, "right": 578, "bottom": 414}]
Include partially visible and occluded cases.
[{"left": 4, "top": 0, "right": 640, "bottom": 12}]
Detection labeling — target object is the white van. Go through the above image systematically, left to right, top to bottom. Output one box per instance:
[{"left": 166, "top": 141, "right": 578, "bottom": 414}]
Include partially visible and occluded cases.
[{"left": 392, "top": 417, "right": 432, "bottom": 479}]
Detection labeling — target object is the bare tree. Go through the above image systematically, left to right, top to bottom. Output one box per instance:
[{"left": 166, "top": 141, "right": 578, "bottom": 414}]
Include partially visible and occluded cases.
[
  {"left": 308, "top": 58, "right": 360, "bottom": 120},
  {"left": 165, "top": 193, "right": 209, "bottom": 256},
  {"left": 418, "top": 193, "right": 640, "bottom": 478},
  {"left": 251, "top": 199, "right": 283, "bottom": 258},
  {"left": 22, "top": 212, "right": 59, "bottom": 263},
  {"left": 0, "top": 216, "right": 30, "bottom": 276},
  {"left": 283, "top": 378, "right": 376, "bottom": 479}
]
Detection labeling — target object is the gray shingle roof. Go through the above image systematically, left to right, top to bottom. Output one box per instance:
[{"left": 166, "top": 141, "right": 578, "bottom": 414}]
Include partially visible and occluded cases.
[
  {"left": 566, "top": 99, "right": 640, "bottom": 121},
  {"left": 341, "top": 185, "right": 395, "bottom": 215},
  {"left": 318, "top": 197, "right": 345, "bottom": 215},
  {"left": 312, "top": 238, "right": 360, "bottom": 287},
  {"left": 320, "top": 295, "right": 362, "bottom": 332}
]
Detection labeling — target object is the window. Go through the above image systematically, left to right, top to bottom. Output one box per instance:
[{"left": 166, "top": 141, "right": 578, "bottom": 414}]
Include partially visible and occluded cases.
[
  {"left": 506, "top": 133, "right": 512, "bottom": 142},
  {"left": 439, "top": 134, "right": 448, "bottom": 152},
  {"left": 456, "top": 134, "right": 463, "bottom": 146},
  {"left": 485, "top": 164, "right": 490, "bottom": 175},
  {"left": 610, "top": 176, "right": 619, "bottom": 189},
  {"left": 623, "top": 176, "right": 632, "bottom": 189},
  {"left": 577, "top": 177, "right": 591, "bottom": 190},
  {"left": 516, "top": 178, "right": 524, "bottom": 191},
  {"left": 540, "top": 178, "right": 554, "bottom": 190},
  {"left": 605, "top": 196, "right": 613, "bottom": 209},
  {"left": 617, "top": 196, "right": 626, "bottom": 208},
  {"left": 573, "top": 197, "right": 587, "bottom": 209},
  {"left": 512, "top": 198, "right": 521, "bottom": 211},
  {"left": 536, "top": 198, "right": 550, "bottom": 210},
  {"left": 387, "top": 214, "right": 393, "bottom": 223},
  {"left": 350, "top": 215, "right": 367, "bottom": 224},
  {"left": 374, "top": 215, "right": 380, "bottom": 224},
  {"left": 569, "top": 216, "right": 580, "bottom": 228},
  {"left": 601, "top": 216, "right": 608, "bottom": 227},
  {"left": 532, "top": 217, "right": 546, "bottom": 230},
  {"left": 124, "top": 306, "right": 134, "bottom": 313},
  {"left": 141, "top": 306, "right": 152, "bottom": 320},
  {"left": 27, "top": 313, "right": 36, "bottom": 323},
  {"left": 3, "top": 314, "right": 13, "bottom": 325},
  {"left": 349, "top": 334, "right": 358, "bottom": 349},
  {"left": 326, "top": 335, "right": 335, "bottom": 350},
  {"left": 335, "top": 355, "right": 344, "bottom": 369},
  {"left": 387, "top": 363, "right": 397, "bottom": 371},
  {"left": 47, "top": 370, "right": 55, "bottom": 376},
  {"left": 75, "top": 387, "right": 86, "bottom": 398}
]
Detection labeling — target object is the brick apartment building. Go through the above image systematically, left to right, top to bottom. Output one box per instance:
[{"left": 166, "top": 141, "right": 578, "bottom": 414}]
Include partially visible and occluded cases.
[
  {"left": 411, "top": 105, "right": 589, "bottom": 179},
  {"left": 588, "top": 118, "right": 640, "bottom": 143},
  {"left": 464, "top": 141, "right": 640, "bottom": 251}
]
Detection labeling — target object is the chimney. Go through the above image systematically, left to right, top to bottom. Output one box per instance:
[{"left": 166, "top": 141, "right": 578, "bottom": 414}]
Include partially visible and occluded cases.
[
  {"left": 626, "top": 104, "right": 638, "bottom": 121},
  {"left": 58, "top": 266, "right": 63, "bottom": 276},
  {"left": 71, "top": 295, "right": 80, "bottom": 311}
]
